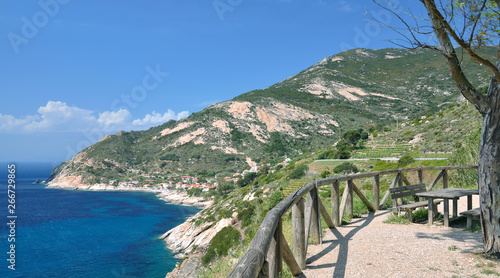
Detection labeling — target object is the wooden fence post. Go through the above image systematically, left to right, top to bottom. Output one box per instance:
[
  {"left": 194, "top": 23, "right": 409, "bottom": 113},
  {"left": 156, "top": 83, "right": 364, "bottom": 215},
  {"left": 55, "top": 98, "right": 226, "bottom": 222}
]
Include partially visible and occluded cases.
[
  {"left": 418, "top": 169, "right": 423, "bottom": 184},
  {"left": 443, "top": 169, "right": 448, "bottom": 189},
  {"left": 428, "top": 170, "right": 445, "bottom": 191},
  {"left": 398, "top": 171, "right": 403, "bottom": 187},
  {"left": 380, "top": 172, "right": 402, "bottom": 207},
  {"left": 373, "top": 175, "right": 380, "bottom": 210},
  {"left": 347, "top": 180, "right": 354, "bottom": 218},
  {"left": 332, "top": 181, "right": 340, "bottom": 226},
  {"left": 310, "top": 185, "right": 321, "bottom": 245},
  {"left": 292, "top": 198, "right": 306, "bottom": 269},
  {"left": 267, "top": 218, "right": 282, "bottom": 278},
  {"left": 280, "top": 232, "right": 303, "bottom": 276},
  {"left": 258, "top": 261, "right": 269, "bottom": 278}
]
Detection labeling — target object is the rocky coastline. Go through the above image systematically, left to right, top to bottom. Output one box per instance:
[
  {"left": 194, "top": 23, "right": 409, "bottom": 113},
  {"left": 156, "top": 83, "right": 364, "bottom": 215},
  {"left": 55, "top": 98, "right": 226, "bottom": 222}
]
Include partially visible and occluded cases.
[{"left": 47, "top": 181, "right": 213, "bottom": 208}]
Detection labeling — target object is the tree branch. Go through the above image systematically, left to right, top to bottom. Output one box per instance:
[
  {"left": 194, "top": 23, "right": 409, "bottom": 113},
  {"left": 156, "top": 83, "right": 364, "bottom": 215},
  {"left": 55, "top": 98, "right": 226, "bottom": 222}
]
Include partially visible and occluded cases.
[
  {"left": 422, "top": 0, "right": 491, "bottom": 114},
  {"left": 467, "top": 0, "right": 489, "bottom": 45},
  {"left": 434, "top": 2, "right": 500, "bottom": 83}
]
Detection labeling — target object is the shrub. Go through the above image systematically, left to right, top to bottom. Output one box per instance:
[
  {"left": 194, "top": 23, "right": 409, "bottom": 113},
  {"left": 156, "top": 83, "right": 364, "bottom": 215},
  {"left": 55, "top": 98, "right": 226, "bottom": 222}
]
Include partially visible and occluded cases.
[
  {"left": 450, "top": 125, "right": 480, "bottom": 188},
  {"left": 318, "top": 150, "right": 335, "bottom": 159},
  {"left": 336, "top": 150, "right": 351, "bottom": 159},
  {"left": 160, "top": 153, "right": 179, "bottom": 161},
  {"left": 398, "top": 154, "right": 415, "bottom": 168},
  {"left": 333, "top": 162, "right": 358, "bottom": 174},
  {"left": 289, "top": 164, "right": 308, "bottom": 179},
  {"left": 320, "top": 170, "right": 331, "bottom": 178},
  {"left": 237, "top": 172, "right": 258, "bottom": 187},
  {"left": 217, "top": 183, "right": 235, "bottom": 195},
  {"left": 237, "top": 202, "right": 255, "bottom": 228},
  {"left": 201, "top": 226, "right": 241, "bottom": 265}
]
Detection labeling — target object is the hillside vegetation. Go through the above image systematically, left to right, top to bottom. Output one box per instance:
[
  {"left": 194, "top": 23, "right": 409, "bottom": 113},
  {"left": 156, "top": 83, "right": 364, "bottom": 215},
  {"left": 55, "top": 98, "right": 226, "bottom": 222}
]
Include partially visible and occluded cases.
[
  {"left": 48, "top": 47, "right": 494, "bottom": 185},
  {"left": 176, "top": 101, "right": 483, "bottom": 277}
]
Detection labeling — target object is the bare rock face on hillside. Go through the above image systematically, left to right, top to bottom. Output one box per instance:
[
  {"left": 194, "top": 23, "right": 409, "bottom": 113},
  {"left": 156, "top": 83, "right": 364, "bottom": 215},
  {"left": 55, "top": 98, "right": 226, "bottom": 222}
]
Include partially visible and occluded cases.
[{"left": 160, "top": 214, "right": 235, "bottom": 255}]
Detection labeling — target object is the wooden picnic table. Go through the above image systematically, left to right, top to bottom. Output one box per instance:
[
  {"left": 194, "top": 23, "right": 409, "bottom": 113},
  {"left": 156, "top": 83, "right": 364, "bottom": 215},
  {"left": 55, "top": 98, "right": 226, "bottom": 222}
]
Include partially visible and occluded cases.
[{"left": 416, "top": 188, "right": 478, "bottom": 227}]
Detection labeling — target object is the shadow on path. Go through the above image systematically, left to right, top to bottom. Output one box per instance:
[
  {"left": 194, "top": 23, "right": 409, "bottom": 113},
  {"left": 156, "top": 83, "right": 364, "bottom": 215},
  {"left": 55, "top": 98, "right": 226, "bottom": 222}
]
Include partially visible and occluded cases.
[{"left": 305, "top": 211, "right": 389, "bottom": 278}]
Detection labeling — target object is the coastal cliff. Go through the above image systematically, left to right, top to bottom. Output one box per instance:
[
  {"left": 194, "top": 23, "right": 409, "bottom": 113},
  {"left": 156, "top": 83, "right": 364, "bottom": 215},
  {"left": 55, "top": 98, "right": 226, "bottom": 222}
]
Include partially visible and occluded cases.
[{"left": 161, "top": 213, "right": 236, "bottom": 277}]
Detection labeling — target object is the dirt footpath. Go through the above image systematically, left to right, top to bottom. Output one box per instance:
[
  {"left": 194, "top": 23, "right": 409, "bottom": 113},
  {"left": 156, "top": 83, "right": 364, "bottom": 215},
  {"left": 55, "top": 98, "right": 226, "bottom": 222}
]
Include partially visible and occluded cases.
[{"left": 302, "top": 195, "right": 500, "bottom": 278}]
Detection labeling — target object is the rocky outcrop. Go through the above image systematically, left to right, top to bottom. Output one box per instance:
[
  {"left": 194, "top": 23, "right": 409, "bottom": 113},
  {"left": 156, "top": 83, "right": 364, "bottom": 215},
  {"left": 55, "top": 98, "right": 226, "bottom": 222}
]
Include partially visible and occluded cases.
[
  {"left": 47, "top": 174, "right": 89, "bottom": 189},
  {"left": 157, "top": 190, "right": 213, "bottom": 208},
  {"left": 161, "top": 209, "right": 241, "bottom": 277},
  {"left": 160, "top": 214, "right": 235, "bottom": 256},
  {"left": 165, "top": 251, "right": 204, "bottom": 278}
]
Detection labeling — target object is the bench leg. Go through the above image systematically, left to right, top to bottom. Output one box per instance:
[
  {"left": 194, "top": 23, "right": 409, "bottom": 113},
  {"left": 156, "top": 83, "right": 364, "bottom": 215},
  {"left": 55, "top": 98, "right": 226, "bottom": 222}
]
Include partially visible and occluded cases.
[
  {"left": 428, "top": 198, "right": 434, "bottom": 225},
  {"left": 453, "top": 198, "right": 458, "bottom": 218},
  {"left": 444, "top": 199, "right": 450, "bottom": 227},
  {"left": 432, "top": 204, "right": 438, "bottom": 216},
  {"left": 408, "top": 209, "right": 413, "bottom": 223},
  {"left": 466, "top": 216, "right": 472, "bottom": 229}
]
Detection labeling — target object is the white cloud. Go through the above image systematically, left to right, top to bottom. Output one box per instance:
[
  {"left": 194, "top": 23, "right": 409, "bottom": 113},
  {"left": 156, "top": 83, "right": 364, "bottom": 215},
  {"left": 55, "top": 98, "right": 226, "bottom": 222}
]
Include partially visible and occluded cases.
[
  {"left": 0, "top": 101, "right": 189, "bottom": 134},
  {"left": 24, "top": 101, "right": 97, "bottom": 132},
  {"left": 98, "top": 109, "right": 131, "bottom": 127},
  {"left": 132, "top": 109, "right": 189, "bottom": 127}
]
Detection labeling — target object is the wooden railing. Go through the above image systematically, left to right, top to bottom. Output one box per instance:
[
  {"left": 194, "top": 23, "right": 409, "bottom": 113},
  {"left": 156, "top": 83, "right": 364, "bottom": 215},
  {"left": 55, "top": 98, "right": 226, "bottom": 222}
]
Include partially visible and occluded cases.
[{"left": 227, "top": 165, "right": 478, "bottom": 278}]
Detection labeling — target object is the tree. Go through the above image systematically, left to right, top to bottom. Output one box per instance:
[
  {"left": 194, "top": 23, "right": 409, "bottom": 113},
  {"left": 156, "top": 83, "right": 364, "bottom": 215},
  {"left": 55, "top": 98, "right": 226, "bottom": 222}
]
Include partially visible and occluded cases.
[
  {"left": 373, "top": 0, "right": 500, "bottom": 254},
  {"left": 236, "top": 172, "right": 257, "bottom": 187}
]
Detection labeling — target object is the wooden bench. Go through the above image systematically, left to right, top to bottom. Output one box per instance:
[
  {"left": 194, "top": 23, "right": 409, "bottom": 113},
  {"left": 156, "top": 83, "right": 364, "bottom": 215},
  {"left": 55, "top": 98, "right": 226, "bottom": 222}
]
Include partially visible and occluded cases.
[
  {"left": 389, "top": 183, "right": 442, "bottom": 222},
  {"left": 460, "top": 208, "right": 481, "bottom": 229}
]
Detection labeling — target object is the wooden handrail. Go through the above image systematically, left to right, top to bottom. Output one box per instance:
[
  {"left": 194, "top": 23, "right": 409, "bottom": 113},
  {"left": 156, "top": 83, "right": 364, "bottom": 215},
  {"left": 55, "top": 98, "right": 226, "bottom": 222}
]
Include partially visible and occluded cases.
[{"left": 227, "top": 165, "right": 478, "bottom": 278}]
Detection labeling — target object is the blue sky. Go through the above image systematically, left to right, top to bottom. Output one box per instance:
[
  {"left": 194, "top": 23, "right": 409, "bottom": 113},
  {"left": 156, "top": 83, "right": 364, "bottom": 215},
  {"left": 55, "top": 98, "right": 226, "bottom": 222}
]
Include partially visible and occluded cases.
[{"left": 0, "top": 0, "right": 424, "bottom": 165}]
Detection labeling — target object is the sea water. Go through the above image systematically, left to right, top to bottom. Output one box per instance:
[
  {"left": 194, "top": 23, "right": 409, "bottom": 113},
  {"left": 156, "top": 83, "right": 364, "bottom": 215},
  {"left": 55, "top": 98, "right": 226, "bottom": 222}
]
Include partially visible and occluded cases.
[{"left": 0, "top": 162, "right": 199, "bottom": 278}]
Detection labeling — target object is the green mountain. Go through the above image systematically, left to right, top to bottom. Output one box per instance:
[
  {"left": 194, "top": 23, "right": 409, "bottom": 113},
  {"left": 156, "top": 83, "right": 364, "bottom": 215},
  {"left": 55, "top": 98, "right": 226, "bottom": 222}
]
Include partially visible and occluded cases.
[{"left": 48, "top": 47, "right": 494, "bottom": 185}]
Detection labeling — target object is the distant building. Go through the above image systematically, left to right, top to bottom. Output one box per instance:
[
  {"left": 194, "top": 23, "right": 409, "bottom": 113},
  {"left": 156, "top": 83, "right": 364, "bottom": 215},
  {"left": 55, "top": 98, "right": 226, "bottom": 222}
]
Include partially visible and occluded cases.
[
  {"left": 250, "top": 166, "right": 261, "bottom": 173},
  {"left": 118, "top": 181, "right": 128, "bottom": 187}
]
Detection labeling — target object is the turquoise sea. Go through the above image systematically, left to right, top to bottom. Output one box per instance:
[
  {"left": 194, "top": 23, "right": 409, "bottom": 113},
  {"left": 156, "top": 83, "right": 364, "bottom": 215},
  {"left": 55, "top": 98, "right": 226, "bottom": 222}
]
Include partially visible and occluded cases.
[{"left": 0, "top": 162, "right": 199, "bottom": 278}]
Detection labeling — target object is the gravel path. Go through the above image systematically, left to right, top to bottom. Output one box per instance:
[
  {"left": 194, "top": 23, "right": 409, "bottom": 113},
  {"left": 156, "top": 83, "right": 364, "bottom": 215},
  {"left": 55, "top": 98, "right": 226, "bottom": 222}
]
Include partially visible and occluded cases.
[{"left": 301, "top": 195, "right": 500, "bottom": 278}]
